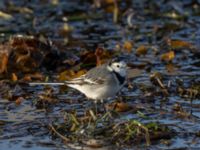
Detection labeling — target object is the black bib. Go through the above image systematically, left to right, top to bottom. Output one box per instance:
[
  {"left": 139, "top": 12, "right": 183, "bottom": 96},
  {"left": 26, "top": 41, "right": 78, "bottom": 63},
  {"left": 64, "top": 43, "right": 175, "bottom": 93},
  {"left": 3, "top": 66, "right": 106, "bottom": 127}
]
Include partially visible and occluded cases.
[{"left": 113, "top": 71, "right": 125, "bottom": 85}]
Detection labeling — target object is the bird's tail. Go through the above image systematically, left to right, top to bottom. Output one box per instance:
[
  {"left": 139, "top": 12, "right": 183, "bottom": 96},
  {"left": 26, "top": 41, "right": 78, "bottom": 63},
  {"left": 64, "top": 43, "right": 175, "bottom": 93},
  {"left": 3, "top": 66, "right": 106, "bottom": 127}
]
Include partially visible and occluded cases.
[{"left": 29, "top": 82, "right": 65, "bottom": 86}]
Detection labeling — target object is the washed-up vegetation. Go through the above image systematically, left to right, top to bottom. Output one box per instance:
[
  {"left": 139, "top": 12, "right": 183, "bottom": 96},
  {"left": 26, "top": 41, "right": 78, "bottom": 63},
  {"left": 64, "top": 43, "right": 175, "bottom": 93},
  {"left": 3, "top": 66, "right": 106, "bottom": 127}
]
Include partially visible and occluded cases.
[{"left": 0, "top": 0, "right": 200, "bottom": 149}]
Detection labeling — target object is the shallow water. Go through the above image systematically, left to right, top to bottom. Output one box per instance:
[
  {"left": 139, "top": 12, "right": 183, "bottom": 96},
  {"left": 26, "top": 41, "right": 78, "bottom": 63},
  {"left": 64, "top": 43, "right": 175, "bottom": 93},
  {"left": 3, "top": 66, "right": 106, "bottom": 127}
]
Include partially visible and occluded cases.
[{"left": 0, "top": 0, "right": 200, "bottom": 149}]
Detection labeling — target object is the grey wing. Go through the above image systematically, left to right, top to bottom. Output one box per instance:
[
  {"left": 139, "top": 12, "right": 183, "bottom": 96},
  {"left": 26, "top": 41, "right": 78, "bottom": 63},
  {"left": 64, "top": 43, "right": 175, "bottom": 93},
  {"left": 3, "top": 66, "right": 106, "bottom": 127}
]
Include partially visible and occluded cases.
[
  {"left": 65, "top": 64, "right": 112, "bottom": 85},
  {"left": 84, "top": 64, "right": 112, "bottom": 84}
]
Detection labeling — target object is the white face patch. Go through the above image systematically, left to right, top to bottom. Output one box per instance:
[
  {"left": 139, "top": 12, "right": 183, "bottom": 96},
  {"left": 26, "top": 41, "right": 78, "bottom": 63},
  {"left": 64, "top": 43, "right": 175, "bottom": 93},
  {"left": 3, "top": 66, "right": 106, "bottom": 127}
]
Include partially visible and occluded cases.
[{"left": 110, "top": 61, "right": 127, "bottom": 77}]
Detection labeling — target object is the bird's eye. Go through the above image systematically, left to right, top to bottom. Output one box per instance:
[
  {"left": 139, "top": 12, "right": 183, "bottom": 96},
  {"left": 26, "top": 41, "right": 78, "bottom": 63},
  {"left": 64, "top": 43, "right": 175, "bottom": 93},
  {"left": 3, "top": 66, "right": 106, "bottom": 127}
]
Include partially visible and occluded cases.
[{"left": 117, "top": 65, "right": 120, "bottom": 67}]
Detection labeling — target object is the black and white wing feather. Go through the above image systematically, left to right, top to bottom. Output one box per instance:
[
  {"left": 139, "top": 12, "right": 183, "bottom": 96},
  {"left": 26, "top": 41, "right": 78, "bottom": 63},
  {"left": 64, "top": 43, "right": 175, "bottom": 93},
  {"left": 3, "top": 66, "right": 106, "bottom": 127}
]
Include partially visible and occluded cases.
[{"left": 65, "top": 64, "right": 111, "bottom": 86}]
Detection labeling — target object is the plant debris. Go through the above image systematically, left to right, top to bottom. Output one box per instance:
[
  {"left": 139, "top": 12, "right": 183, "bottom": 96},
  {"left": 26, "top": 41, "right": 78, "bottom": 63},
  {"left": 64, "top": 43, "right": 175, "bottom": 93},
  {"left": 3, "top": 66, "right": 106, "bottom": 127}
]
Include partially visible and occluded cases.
[{"left": 0, "top": 0, "right": 200, "bottom": 149}]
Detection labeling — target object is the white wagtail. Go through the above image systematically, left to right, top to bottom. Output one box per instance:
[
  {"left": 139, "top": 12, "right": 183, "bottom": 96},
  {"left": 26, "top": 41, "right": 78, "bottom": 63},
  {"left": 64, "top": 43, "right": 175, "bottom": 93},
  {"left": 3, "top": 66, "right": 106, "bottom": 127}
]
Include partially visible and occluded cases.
[{"left": 29, "top": 59, "right": 127, "bottom": 104}]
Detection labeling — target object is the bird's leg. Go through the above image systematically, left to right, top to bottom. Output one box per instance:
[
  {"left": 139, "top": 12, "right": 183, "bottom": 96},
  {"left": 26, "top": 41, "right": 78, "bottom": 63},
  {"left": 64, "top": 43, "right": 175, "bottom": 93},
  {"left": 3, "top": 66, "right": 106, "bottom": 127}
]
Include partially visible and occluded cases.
[
  {"left": 100, "top": 99, "right": 107, "bottom": 112},
  {"left": 94, "top": 100, "right": 98, "bottom": 115}
]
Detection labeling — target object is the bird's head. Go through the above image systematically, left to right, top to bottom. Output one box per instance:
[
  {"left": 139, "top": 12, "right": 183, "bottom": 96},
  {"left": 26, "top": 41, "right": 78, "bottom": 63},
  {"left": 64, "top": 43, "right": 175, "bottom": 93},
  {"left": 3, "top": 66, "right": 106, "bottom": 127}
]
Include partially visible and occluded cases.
[{"left": 107, "top": 60, "right": 127, "bottom": 77}]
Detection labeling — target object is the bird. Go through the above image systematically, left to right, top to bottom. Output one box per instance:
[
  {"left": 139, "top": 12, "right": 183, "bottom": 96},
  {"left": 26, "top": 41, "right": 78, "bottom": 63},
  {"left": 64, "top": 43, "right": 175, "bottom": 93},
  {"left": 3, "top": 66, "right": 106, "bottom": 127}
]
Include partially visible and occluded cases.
[
  {"left": 29, "top": 59, "right": 128, "bottom": 110},
  {"left": 65, "top": 60, "right": 127, "bottom": 102}
]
